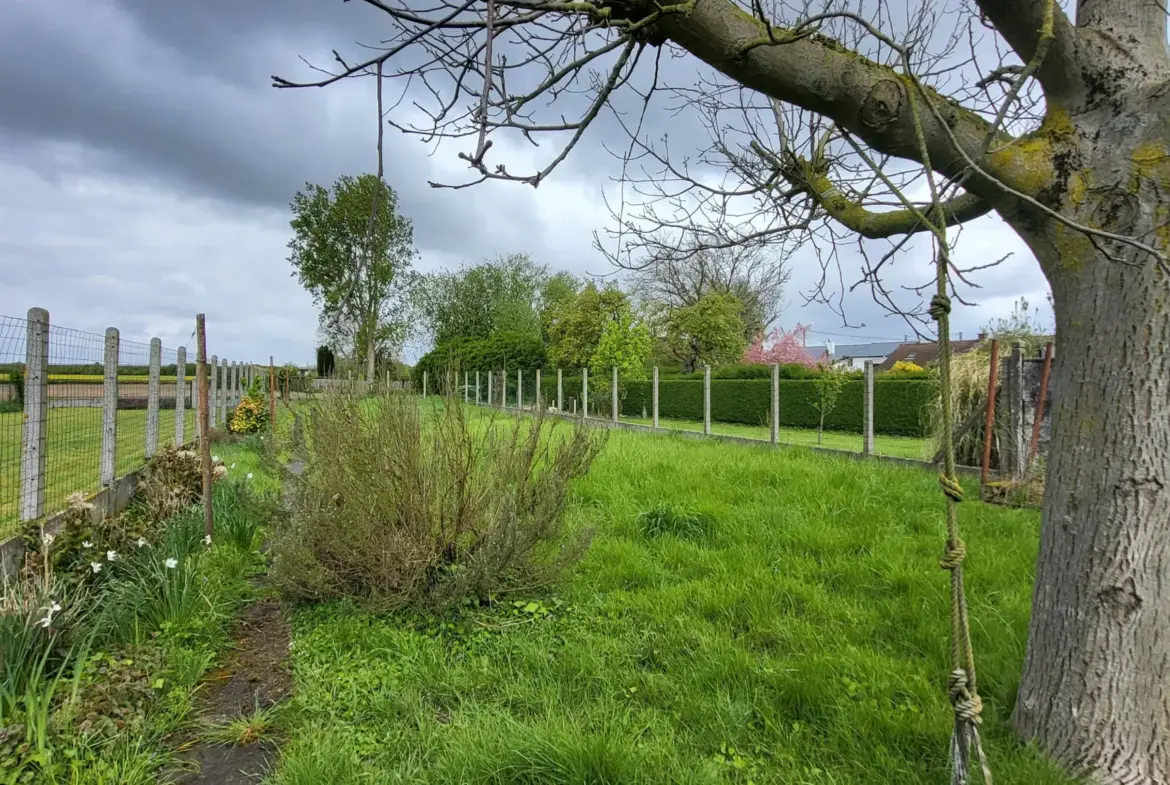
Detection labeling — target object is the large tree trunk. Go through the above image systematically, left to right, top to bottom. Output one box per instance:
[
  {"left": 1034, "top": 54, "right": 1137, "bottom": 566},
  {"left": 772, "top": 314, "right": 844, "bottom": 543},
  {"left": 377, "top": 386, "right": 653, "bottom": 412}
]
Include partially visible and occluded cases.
[{"left": 1009, "top": 90, "right": 1170, "bottom": 783}]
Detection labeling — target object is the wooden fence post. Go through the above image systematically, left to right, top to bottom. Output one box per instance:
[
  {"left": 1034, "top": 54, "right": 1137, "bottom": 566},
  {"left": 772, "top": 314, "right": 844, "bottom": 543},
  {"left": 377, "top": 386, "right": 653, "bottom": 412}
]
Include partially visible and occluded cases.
[
  {"left": 20, "top": 307, "right": 49, "bottom": 522},
  {"left": 100, "top": 327, "right": 119, "bottom": 490},
  {"left": 146, "top": 337, "right": 161, "bottom": 458},
  {"left": 175, "top": 346, "right": 187, "bottom": 446},
  {"left": 209, "top": 354, "right": 218, "bottom": 428},
  {"left": 269, "top": 356, "right": 276, "bottom": 432},
  {"left": 862, "top": 360, "right": 874, "bottom": 456},
  {"left": 770, "top": 363, "right": 779, "bottom": 446},
  {"left": 703, "top": 364, "right": 711, "bottom": 436},
  {"left": 612, "top": 366, "right": 619, "bottom": 423},
  {"left": 652, "top": 366, "right": 659, "bottom": 429}
]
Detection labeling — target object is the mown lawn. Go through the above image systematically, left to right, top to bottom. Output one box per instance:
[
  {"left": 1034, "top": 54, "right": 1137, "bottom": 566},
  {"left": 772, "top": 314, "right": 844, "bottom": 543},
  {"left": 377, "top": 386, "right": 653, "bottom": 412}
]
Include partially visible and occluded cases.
[
  {"left": 0, "top": 407, "right": 197, "bottom": 533},
  {"left": 617, "top": 415, "right": 932, "bottom": 461},
  {"left": 259, "top": 423, "right": 1070, "bottom": 784}
]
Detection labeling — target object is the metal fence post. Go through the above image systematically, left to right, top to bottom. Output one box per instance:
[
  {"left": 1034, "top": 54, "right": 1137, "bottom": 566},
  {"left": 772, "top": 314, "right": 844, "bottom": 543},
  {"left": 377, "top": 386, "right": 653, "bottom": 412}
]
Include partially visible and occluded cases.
[
  {"left": 20, "top": 308, "right": 49, "bottom": 522},
  {"left": 100, "top": 327, "right": 119, "bottom": 489},
  {"left": 146, "top": 337, "right": 161, "bottom": 458},
  {"left": 175, "top": 346, "right": 187, "bottom": 446},
  {"left": 209, "top": 354, "right": 218, "bottom": 428},
  {"left": 863, "top": 360, "right": 875, "bottom": 456},
  {"left": 770, "top": 363, "right": 779, "bottom": 446},
  {"left": 703, "top": 364, "right": 712, "bottom": 436},
  {"left": 612, "top": 366, "right": 619, "bottom": 423},
  {"left": 652, "top": 366, "right": 659, "bottom": 429},
  {"left": 582, "top": 367, "right": 589, "bottom": 417},
  {"left": 557, "top": 369, "right": 563, "bottom": 411}
]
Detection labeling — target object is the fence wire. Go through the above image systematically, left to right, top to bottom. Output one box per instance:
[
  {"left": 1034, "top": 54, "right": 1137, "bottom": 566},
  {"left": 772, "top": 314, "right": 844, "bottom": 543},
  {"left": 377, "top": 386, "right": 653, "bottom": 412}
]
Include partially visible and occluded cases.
[{"left": 0, "top": 311, "right": 226, "bottom": 538}]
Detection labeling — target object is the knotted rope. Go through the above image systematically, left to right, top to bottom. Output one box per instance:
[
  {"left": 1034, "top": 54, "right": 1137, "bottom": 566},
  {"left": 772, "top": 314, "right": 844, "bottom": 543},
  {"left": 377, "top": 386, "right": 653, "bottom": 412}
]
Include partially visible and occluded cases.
[{"left": 932, "top": 257, "right": 991, "bottom": 785}]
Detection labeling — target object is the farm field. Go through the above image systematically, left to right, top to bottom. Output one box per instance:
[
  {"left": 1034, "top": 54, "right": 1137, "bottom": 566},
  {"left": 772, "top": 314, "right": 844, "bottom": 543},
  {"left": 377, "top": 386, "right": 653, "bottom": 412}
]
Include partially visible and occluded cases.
[
  {"left": 0, "top": 374, "right": 197, "bottom": 382},
  {"left": 0, "top": 407, "right": 196, "bottom": 534},
  {"left": 617, "top": 414, "right": 933, "bottom": 461},
  {"left": 258, "top": 419, "right": 1070, "bottom": 784}
]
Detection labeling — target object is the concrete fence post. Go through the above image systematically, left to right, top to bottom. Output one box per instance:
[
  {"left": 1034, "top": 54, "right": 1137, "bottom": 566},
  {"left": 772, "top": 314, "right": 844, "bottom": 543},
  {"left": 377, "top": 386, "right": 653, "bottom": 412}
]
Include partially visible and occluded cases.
[
  {"left": 20, "top": 307, "right": 49, "bottom": 522},
  {"left": 100, "top": 327, "right": 119, "bottom": 489},
  {"left": 146, "top": 337, "right": 161, "bottom": 457},
  {"left": 175, "top": 346, "right": 187, "bottom": 446},
  {"left": 209, "top": 355, "right": 218, "bottom": 428},
  {"left": 219, "top": 358, "right": 228, "bottom": 425},
  {"left": 232, "top": 360, "right": 240, "bottom": 408},
  {"left": 863, "top": 360, "right": 875, "bottom": 456},
  {"left": 770, "top": 363, "right": 779, "bottom": 446},
  {"left": 703, "top": 364, "right": 712, "bottom": 436},
  {"left": 612, "top": 366, "right": 619, "bottom": 423},
  {"left": 652, "top": 366, "right": 659, "bottom": 429},
  {"left": 582, "top": 367, "right": 589, "bottom": 417},
  {"left": 500, "top": 368, "right": 506, "bottom": 407},
  {"left": 517, "top": 368, "right": 522, "bottom": 409},
  {"left": 536, "top": 368, "right": 541, "bottom": 409},
  {"left": 557, "top": 369, "right": 563, "bottom": 411},
  {"left": 423, "top": 370, "right": 428, "bottom": 398},
  {"left": 487, "top": 370, "right": 493, "bottom": 405},
  {"left": 465, "top": 371, "right": 469, "bottom": 403},
  {"left": 476, "top": 371, "right": 481, "bottom": 404}
]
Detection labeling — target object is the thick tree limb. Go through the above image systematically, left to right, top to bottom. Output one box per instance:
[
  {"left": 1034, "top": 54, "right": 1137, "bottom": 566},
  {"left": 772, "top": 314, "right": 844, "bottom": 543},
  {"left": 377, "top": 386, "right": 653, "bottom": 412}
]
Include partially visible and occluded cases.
[
  {"left": 652, "top": 0, "right": 1016, "bottom": 203},
  {"left": 975, "top": 0, "right": 1080, "bottom": 102},
  {"left": 1076, "top": 0, "right": 1170, "bottom": 80},
  {"left": 801, "top": 171, "right": 991, "bottom": 239}
]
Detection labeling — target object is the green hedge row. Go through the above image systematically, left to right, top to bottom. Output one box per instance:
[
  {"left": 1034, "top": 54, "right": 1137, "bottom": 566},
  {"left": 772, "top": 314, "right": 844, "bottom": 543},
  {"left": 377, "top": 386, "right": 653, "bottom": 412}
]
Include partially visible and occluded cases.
[
  {"left": 497, "top": 375, "right": 937, "bottom": 437},
  {"left": 621, "top": 379, "right": 936, "bottom": 436}
]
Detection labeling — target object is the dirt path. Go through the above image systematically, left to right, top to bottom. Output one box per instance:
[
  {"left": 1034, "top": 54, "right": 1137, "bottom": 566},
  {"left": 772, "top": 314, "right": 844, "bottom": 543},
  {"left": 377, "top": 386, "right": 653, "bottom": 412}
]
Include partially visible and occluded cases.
[
  {"left": 171, "top": 461, "right": 303, "bottom": 783},
  {"left": 171, "top": 596, "right": 292, "bottom": 784}
]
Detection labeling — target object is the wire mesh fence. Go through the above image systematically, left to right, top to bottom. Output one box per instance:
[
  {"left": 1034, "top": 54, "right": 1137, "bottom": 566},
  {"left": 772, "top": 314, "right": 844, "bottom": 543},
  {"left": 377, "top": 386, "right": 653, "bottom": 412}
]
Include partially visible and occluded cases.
[{"left": 1, "top": 308, "right": 254, "bottom": 538}]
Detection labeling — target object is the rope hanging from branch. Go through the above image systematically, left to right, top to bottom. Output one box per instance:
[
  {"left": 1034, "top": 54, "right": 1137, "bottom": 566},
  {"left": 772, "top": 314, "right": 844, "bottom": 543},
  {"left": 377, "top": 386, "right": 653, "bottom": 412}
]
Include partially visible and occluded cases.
[{"left": 931, "top": 241, "right": 992, "bottom": 785}]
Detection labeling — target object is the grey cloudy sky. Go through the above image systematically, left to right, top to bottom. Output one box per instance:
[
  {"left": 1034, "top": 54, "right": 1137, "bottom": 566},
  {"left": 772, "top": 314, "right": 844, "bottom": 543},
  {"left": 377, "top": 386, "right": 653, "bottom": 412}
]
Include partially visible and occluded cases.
[{"left": 0, "top": 0, "right": 1052, "bottom": 366}]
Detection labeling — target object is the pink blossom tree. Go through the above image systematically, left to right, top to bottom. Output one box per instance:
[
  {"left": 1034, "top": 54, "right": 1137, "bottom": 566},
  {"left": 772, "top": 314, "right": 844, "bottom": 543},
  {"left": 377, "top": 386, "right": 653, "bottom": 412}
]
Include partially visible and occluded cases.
[{"left": 742, "top": 324, "right": 817, "bottom": 367}]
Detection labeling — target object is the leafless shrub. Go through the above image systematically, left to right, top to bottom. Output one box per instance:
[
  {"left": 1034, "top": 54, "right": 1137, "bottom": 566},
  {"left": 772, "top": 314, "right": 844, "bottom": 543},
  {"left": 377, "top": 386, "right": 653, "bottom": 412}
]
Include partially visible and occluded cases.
[{"left": 270, "top": 392, "right": 606, "bottom": 610}]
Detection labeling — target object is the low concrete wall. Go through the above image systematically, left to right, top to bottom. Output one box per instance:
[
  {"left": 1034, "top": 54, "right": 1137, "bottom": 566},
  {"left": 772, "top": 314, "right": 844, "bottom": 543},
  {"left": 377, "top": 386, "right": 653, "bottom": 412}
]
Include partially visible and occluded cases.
[{"left": 0, "top": 466, "right": 149, "bottom": 584}]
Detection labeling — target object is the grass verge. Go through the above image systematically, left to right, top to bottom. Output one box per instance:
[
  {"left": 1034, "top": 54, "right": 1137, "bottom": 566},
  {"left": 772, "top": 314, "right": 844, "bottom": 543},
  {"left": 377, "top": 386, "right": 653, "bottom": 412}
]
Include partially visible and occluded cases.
[{"left": 258, "top": 416, "right": 1071, "bottom": 784}]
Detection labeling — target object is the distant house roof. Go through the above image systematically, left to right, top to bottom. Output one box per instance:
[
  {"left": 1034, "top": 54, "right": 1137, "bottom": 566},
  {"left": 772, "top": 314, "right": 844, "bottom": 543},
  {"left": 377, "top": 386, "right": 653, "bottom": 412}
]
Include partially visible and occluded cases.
[
  {"left": 876, "top": 340, "right": 982, "bottom": 371},
  {"left": 832, "top": 341, "right": 901, "bottom": 360}
]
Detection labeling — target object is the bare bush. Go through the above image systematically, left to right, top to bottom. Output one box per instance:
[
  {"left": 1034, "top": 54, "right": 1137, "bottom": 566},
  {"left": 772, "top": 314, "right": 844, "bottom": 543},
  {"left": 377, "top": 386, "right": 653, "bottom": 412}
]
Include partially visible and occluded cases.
[{"left": 270, "top": 393, "right": 606, "bottom": 609}]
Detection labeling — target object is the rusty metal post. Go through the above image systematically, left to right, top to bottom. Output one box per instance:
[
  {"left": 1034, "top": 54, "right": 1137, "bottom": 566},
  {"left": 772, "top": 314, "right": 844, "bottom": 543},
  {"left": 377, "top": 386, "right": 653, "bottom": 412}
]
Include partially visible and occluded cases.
[
  {"left": 195, "top": 315, "right": 213, "bottom": 541},
  {"left": 980, "top": 339, "right": 1000, "bottom": 486}
]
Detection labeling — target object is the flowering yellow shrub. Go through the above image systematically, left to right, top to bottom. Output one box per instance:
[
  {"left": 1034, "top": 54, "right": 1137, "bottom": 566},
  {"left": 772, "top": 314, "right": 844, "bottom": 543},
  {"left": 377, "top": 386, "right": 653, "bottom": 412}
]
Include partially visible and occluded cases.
[
  {"left": 890, "top": 360, "right": 924, "bottom": 373},
  {"left": 228, "top": 395, "right": 269, "bottom": 434}
]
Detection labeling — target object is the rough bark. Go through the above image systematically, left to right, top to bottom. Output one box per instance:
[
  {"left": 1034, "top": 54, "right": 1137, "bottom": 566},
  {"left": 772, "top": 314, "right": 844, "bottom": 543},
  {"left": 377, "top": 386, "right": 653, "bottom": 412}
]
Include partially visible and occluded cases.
[{"left": 1004, "top": 84, "right": 1170, "bottom": 784}]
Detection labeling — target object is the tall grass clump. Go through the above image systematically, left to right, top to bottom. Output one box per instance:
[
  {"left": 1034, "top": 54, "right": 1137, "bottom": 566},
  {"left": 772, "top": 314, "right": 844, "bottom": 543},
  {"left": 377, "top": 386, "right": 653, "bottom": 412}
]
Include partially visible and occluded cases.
[{"left": 270, "top": 392, "right": 606, "bottom": 609}]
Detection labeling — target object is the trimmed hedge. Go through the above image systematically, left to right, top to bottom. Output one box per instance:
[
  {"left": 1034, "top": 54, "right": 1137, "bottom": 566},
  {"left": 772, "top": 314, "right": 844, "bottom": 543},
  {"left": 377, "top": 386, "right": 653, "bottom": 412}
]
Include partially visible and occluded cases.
[{"left": 618, "top": 378, "right": 936, "bottom": 437}]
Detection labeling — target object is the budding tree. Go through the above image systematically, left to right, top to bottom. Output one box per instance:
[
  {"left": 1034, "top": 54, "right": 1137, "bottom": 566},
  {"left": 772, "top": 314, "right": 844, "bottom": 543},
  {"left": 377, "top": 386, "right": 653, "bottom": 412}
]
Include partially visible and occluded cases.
[{"left": 275, "top": 1, "right": 1170, "bottom": 781}]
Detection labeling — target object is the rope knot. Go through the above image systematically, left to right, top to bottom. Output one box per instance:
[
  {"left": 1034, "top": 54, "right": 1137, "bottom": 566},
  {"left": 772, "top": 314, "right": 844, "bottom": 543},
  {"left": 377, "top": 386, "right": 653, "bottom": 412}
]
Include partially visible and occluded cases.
[
  {"left": 928, "top": 294, "right": 952, "bottom": 321},
  {"left": 938, "top": 474, "right": 964, "bottom": 503},
  {"left": 940, "top": 538, "right": 967, "bottom": 571},
  {"left": 947, "top": 669, "right": 984, "bottom": 725}
]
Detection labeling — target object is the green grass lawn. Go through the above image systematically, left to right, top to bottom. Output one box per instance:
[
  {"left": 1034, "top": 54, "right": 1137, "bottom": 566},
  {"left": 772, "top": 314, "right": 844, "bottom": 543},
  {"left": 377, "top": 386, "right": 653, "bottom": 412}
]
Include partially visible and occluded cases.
[
  {"left": 0, "top": 407, "right": 197, "bottom": 534},
  {"left": 617, "top": 415, "right": 932, "bottom": 461},
  {"left": 261, "top": 423, "right": 1070, "bottom": 784}
]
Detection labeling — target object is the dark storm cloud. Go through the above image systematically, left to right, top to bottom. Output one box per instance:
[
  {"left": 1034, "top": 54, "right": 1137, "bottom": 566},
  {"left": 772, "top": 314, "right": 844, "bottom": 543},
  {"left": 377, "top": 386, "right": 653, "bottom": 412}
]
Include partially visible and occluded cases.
[{"left": 0, "top": 0, "right": 1051, "bottom": 365}]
